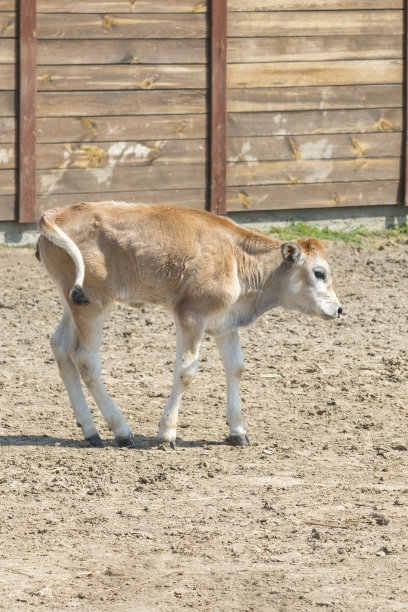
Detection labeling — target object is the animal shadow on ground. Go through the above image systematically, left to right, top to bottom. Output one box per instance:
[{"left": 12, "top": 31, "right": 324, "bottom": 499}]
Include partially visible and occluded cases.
[{"left": 0, "top": 434, "right": 228, "bottom": 449}]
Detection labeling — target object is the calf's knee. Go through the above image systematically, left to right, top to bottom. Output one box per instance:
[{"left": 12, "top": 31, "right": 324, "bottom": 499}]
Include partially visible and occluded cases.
[
  {"left": 50, "top": 334, "right": 69, "bottom": 365},
  {"left": 178, "top": 360, "right": 198, "bottom": 389}
]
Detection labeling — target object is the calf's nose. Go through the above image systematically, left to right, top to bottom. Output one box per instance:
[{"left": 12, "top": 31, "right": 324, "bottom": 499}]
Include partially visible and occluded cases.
[{"left": 337, "top": 306, "right": 343, "bottom": 316}]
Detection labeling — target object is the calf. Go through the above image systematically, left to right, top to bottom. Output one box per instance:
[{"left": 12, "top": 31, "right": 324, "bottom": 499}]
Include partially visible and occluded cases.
[{"left": 37, "top": 202, "right": 342, "bottom": 448}]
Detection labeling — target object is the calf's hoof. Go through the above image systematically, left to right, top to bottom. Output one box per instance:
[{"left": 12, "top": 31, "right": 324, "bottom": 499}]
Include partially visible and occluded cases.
[
  {"left": 157, "top": 427, "right": 177, "bottom": 450},
  {"left": 85, "top": 433, "right": 104, "bottom": 448},
  {"left": 229, "top": 433, "right": 250, "bottom": 447},
  {"left": 116, "top": 434, "right": 136, "bottom": 449},
  {"left": 157, "top": 439, "right": 177, "bottom": 451}
]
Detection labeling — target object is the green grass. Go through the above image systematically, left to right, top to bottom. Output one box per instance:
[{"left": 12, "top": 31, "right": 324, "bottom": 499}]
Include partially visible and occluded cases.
[
  {"left": 266, "top": 221, "right": 408, "bottom": 244},
  {"left": 0, "top": 242, "right": 36, "bottom": 248}
]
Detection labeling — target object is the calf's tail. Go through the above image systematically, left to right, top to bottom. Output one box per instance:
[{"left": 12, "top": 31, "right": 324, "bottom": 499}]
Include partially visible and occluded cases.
[{"left": 38, "top": 209, "right": 90, "bottom": 305}]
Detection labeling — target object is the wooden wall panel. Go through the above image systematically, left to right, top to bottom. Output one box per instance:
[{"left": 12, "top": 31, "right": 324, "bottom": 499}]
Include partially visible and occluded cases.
[
  {"left": 228, "top": 0, "right": 403, "bottom": 9},
  {"left": 37, "top": 1, "right": 207, "bottom": 13},
  {"left": 34, "top": 3, "right": 209, "bottom": 216},
  {"left": 227, "top": 4, "right": 404, "bottom": 212},
  {"left": 0, "top": 12, "right": 15, "bottom": 36},
  {"left": 228, "top": 12, "right": 403, "bottom": 38},
  {"left": 37, "top": 14, "right": 207, "bottom": 40},
  {"left": 228, "top": 36, "right": 403, "bottom": 63},
  {"left": 37, "top": 40, "right": 206, "bottom": 65},
  {"left": 229, "top": 61, "right": 403, "bottom": 89},
  {"left": 36, "top": 64, "right": 205, "bottom": 91},
  {"left": 229, "top": 86, "right": 403, "bottom": 113},
  {"left": 228, "top": 110, "right": 403, "bottom": 138},
  {"left": 36, "top": 115, "right": 207, "bottom": 143},
  {"left": 36, "top": 164, "right": 207, "bottom": 196},
  {"left": 227, "top": 182, "right": 401, "bottom": 211},
  {"left": 36, "top": 190, "right": 206, "bottom": 217}
]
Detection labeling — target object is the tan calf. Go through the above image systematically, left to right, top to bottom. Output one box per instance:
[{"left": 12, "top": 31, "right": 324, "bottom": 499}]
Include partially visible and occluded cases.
[{"left": 37, "top": 201, "right": 342, "bottom": 448}]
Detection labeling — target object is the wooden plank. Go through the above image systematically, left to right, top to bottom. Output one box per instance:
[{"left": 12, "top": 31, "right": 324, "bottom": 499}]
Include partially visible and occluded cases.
[
  {"left": 19, "top": 0, "right": 36, "bottom": 223},
  {"left": 210, "top": 0, "right": 227, "bottom": 215},
  {"left": 228, "top": 0, "right": 403, "bottom": 10},
  {"left": 0, "top": 1, "right": 18, "bottom": 9},
  {"left": 37, "top": 1, "right": 207, "bottom": 13},
  {"left": 228, "top": 11, "right": 403, "bottom": 38},
  {"left": 0, "top": 12, "right": 15, "bottom": 37},
  {"left": 36, "top": 14, "right": 207, "bottom": 40},
  {"left": 228, "top": 36, "right": 403, "bottom": 64},
  {"left": 0, "top": 38, "right": 15, "bottom": 62},
  {"left": 37, "top": 39, "right": 206, "bottom": 65},
  {"left": 228, "top": 60, "right": 403, "bottom": 89},
  {"left": 0, "top": 63, "right": 14, "bottom": 87},
  {"left": 37, "top": 64, "right": 205, "bottom": 91},
  {"left": 228, "top": 85, "right": 403, "bottom": 113},
  {"left": 0, "top": 91, "right": 15, "bottom": 116},
  {"left": 36, "top": 91, "right": 207, "bottom": 117},
  {"left": 25, "top": 109, "right": 400, "bottom": 146},
  {"left": 31, "top": 109, "right": 403, "bottom": 145},
  {"left": 229, "top": 109, "right": 403, "bottom": 138},
  {"left": 36, "top": 114, "right": 207, "bottom": 143},
  {"left": 0, "top": 116, "right": 14, "bottom": 141},
  {"left": 4, "top": 133, "right": 401, "bottom": 171},
  {"left": 227, "top": 133, "right": 403, "bottom": 163},
  {"left": 3, "top": 134, "right": 400, "bottom": 170},
  {"left": 38, "top": 139, "right": 206, "bottom": 170},
  {"left": 2, "top": 140, "right": 206, "bottom": 169},
  {"left": 0, "top": 142, "right": 14, "bottom": 167},
  {"left": 227, "top": 158, "right": 400, "bottom": 187},
  {"left": 37, "top": 164, "right": 207, "bottom": 196},
  {"left": 0, "top": 168, "right": 15, "bottom": 194},
  {"left": 226, "top": 181, "right": 401, "bottom": 211},
  {"left": 36, "top": 189, "right": 206, "bottom": 217},
  {"left": 0, "top": 194, "right": 16, "bottom": 221}
]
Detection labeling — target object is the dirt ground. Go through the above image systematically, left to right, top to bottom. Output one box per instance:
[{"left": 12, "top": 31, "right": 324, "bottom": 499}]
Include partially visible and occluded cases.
[{"left": 0, "top": 237, "right": 407, "bottom": 611}]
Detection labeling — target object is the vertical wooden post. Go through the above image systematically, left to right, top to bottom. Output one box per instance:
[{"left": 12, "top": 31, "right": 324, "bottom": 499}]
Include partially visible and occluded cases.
[
  {"left": 19, "top": 0, "right": 37, "bottom": 223},
  {"left": 209, "top": 0, "right": 227, "bottom": 215},
  {"left": 405, "top": 0, "right": 408, "bottom": 205}
]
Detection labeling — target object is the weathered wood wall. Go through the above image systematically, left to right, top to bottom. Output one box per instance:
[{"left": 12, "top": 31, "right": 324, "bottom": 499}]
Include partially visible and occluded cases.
[
  {"left": 0, "top": 0, "right": 17, "bottom": 221},
  {"left": 33, "top": 0, "right": 208, "bottom": 217},
  {"left": 226, "top": 0, "right": 404, "bottom": 212},
  {"left": 2, "top": 1, "right": 407, "bottom": 222}
]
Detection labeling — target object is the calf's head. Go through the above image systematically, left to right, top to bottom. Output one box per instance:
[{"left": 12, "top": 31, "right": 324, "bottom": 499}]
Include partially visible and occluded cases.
[{"left": 280, "top": 238, "right": 342, "bottom": 320}]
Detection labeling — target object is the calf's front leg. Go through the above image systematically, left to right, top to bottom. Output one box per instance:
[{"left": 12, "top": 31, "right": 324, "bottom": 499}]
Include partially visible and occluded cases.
[
  {"left": 157, "top": 314, "right": 205, "bottom": 449},
  {"left": 215, "top": 330, "right": 250, "bottom": 446}
]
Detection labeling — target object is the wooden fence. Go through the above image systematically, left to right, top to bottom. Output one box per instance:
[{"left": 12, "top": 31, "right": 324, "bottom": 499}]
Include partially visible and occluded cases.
[{"left": 1, "top": 0, "right": 406, "bottom": 223}]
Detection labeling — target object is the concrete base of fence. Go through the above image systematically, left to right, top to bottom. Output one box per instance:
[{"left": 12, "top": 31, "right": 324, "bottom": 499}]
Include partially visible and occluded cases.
[
  {"left": 229, "top": 204, "right": 408, "bottom": 234},
  {"left": 0, "top": 205, "right": 407, "bottom": 246}
]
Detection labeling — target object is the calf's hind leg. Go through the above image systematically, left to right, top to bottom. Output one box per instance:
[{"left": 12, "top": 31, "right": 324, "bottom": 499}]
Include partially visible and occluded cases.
[
  {"left": 51, "top": 303, "right": 103, "bottom": 447},
  {"left": 68, "top": 304, "right": 136, "bottom": 448}
]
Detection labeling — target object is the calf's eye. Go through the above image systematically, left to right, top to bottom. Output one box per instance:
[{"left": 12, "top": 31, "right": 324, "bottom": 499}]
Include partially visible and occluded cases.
[{"left": 314, "top": 270, "right": 325, "bottom": 280}]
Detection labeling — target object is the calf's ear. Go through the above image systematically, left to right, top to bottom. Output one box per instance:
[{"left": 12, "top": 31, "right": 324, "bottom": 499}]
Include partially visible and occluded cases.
[{"left": 281, "top": 242, "right": 305, "bottom": 265}]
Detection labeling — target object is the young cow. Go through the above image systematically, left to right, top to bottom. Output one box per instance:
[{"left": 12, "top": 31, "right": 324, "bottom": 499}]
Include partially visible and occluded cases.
[{"left": 37, "top": 202, "right": 342, "bottom": 448}]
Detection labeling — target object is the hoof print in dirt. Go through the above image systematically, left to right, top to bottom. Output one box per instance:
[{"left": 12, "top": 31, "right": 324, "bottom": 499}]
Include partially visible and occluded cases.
[
  {"left": 85, "top": 434, "right": 104, "bottom": 448},
  {"left": 228, "top": 434, "right": 250, "bottom": 447},
  {"left": 116, "top": 435, "right": 136, "bottom": 449}
]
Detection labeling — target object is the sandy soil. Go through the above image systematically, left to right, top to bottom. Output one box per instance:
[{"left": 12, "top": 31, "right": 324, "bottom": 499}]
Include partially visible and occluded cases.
[{"left": 0, "top": 238, "right": 407, "bottom": 611}]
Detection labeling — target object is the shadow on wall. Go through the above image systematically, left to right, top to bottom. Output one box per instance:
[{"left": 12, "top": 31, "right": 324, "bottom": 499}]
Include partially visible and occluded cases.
[{"left": 0, "top": 222, "right": 39, "bottom": 246}]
